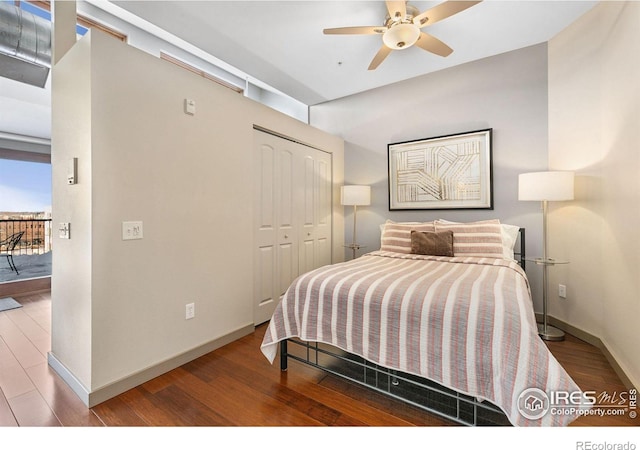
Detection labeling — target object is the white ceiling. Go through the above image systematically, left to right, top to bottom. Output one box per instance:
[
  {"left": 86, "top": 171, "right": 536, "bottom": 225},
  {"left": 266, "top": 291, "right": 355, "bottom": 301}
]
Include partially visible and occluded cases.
[
  {"left": 0, "top": 0, "right": 598, "bottom": 142},
  {"left": 111, "top": 0, "right": 598, "bottom": 105}
]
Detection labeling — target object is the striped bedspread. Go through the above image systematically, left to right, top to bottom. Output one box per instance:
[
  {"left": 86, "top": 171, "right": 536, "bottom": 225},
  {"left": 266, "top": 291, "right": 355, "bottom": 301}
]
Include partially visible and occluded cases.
[{"left": 261, "top": 251, "right": 587, "bottom": 426}]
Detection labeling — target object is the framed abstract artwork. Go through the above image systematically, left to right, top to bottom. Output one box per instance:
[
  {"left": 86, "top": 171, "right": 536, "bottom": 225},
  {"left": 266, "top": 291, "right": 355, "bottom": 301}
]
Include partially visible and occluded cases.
[{"left": 387, "top": 129, "right": 493, "bottom": 210}]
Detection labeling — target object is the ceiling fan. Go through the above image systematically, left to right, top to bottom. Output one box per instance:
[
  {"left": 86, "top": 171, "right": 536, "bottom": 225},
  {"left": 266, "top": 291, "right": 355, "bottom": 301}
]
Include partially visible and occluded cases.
[{"left": 323, "top": 1, "right": 482, "bottom": 70}]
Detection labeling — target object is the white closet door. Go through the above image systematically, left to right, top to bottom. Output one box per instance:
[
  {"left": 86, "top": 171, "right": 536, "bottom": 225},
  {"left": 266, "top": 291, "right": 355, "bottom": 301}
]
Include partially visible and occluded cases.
[
  {"left": 253, "top": 129, "right": 333, "bottom": 325},
  {"left": 254, "top": 131, "right": 298, "bottom": 325},
  {"left": 254, "top": 140, "right": 277, "bottom": 326},
  {"left": 276, "top": 147, "right": 298, "bottom": 305},
  {"left": 298, "top": 148, "right": 332, "bottom": 275},
  {"left": 314, "top": 151, "right": 332, "bottom": 268}
]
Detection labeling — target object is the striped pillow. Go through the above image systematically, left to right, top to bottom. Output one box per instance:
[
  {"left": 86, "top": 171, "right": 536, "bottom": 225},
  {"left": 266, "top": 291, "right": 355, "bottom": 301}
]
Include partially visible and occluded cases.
[
  {"left": 434, "top": 219, "right": 504, "bottom": 258},
  {"left": 380, "top": 220, "right": 435, "bottom": 254}
]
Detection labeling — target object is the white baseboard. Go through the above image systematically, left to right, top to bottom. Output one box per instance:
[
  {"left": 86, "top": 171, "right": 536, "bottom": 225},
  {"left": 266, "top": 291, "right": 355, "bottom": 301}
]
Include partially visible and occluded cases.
[
  {"left": 48, "top": 323, "right": 255, "bottom": 408},
  {"left": 47, "top": 352, "right": 90, "bottom": 405}
]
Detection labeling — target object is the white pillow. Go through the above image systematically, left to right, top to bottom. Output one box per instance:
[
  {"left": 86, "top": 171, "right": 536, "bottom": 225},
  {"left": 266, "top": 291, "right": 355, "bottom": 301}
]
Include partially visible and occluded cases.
[{"left": 500, "top": 223, "right": 521, "bottom": 261}]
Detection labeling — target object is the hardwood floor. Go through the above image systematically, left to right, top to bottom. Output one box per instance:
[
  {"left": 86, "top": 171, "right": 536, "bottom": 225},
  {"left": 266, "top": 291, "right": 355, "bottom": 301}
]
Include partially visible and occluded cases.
[{"left": 0, "top": 289, "right": 637, "bottom": 428}]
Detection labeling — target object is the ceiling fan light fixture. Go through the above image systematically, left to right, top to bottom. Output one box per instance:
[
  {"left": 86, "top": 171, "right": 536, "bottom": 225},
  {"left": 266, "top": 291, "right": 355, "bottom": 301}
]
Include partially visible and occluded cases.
[{"left": 382, "top": 23, "right": 420, "bottom": 50}]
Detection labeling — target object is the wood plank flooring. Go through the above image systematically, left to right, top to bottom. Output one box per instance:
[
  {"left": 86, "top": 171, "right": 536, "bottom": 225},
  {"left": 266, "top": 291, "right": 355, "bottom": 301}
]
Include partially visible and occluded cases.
[{"left": 0, "top": 290, "right": 637, "bottom": 428}]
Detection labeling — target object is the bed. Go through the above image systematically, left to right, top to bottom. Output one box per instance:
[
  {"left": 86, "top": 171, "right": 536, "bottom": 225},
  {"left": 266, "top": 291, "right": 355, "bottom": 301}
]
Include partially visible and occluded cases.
[{"left": 260, "top": 219, "right": 588, "bottom": 426}]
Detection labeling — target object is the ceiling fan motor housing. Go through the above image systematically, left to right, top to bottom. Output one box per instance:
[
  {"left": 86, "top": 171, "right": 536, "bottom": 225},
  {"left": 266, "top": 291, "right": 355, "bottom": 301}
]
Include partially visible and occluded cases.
[
  {"left": 382, "top": 4, "right": 421, "bottom": 50},
  {"left": 383, "top": 23, "right": 420, "bottom": 49}
]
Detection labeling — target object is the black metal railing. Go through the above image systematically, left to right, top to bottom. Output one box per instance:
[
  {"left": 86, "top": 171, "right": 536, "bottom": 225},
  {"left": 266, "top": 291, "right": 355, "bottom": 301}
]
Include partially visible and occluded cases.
[{"left": 0, "top": 219, "right": 52, "bottom": 255}]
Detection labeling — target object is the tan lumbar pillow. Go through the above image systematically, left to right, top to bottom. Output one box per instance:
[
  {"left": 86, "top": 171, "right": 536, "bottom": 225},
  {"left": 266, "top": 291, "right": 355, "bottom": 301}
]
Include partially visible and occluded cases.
[{"left": 410, "top": 230, "right": 455, "bottom": 257}]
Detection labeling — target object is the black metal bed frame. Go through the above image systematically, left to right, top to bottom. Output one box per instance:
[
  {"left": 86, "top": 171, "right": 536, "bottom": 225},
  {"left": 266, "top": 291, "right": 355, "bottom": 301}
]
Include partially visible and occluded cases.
[{"left": 278, "top": 228, "right": 526, "bottom": 427}]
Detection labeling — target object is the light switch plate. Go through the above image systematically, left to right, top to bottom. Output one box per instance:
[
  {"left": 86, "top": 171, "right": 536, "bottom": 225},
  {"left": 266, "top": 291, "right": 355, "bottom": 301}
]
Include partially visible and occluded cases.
[
  {"left": 122, "top": 221, "right": 143, "bottom": 240},
  {"left": 59, "top": 223, "right": 70, "bottom": 239}
]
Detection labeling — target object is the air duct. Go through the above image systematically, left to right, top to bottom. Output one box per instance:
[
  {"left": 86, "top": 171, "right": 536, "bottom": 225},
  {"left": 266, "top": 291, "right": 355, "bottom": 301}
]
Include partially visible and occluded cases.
[{"left": 0, "top": 3, "right": 52, "bottom": 88}]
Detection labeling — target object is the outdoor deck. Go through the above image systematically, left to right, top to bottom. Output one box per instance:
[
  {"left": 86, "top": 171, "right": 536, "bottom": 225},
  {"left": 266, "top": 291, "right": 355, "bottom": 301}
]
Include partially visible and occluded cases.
[
  {"left": 0, "top": 218, "right": 52, "bottom": 284},
  {"left": 0, "top": 252, "right": 51, "bottom": 283}
]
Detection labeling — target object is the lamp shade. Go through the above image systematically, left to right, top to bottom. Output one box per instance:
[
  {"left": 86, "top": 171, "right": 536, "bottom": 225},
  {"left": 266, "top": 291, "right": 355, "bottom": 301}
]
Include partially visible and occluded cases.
[
  {"left": 518, "top": 171, "right": 574, "bottom": 201},
  {"left": 341, "top": 185, "right": 371, "bottom": 206}
]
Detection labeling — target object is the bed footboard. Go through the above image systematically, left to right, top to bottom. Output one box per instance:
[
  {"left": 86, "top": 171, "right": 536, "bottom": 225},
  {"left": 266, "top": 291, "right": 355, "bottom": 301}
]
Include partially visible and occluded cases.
[{"left": 280, "top": 338, "right": 509, "bottom": 427}]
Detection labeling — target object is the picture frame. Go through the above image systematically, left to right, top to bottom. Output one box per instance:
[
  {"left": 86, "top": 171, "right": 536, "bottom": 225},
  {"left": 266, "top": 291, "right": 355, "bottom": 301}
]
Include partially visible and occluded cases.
[{"left": 387, "top": 128, "right": 493, "bottom": 210}]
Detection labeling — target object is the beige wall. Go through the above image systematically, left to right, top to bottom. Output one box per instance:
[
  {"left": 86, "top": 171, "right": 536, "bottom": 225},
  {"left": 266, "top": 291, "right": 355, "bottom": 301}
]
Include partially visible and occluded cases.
[
  {"left": 310, "top": 0, "right": 639, "bottom": 388},
  {"left": 548, "top": 1, "right": 639, "bottom": 387},
  {"left": 51, "top": 30, "right": 344, "bottom": 403},
  {"left": 51, "top": 34, "right": 93, "bottom": 388},
  {"left": 311, "top": 43, "right": 550, "bottom": 307}
]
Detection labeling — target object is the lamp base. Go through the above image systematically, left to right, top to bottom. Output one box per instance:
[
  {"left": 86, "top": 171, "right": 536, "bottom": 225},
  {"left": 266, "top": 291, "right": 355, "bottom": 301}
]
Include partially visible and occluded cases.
[{"left": 537, "top": 323, "right": 565, "bottom": 341}]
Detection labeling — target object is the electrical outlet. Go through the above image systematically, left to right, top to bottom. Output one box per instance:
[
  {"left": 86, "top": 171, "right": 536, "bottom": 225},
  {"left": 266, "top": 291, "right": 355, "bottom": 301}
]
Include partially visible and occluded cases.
[
  {"left": 122, "top": 221, "right": 143, "bottom": 240},
  {"left": 559, "top": 284, "right": 567, "bottom": 299},
  {"left": 185, "top": 302, "right": 195, "bottom": 320}
]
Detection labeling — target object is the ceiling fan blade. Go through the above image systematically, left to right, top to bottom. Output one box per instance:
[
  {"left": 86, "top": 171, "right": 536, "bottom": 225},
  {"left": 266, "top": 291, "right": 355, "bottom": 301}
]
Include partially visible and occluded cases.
[
  {"left": 385, "top": 1, "right": 406, "bottom": 21},
  {"left": 413, "top": 1, "right": 482, "bottom": 28},
  {"left": 323, "top": 26, "right": 386, "bottom": 35},
  {"left": 415, "top": 32, "right": 453, "bottom": 57},
  {"left": 368, "top": 45, "right": 393, "bottom": 70}
]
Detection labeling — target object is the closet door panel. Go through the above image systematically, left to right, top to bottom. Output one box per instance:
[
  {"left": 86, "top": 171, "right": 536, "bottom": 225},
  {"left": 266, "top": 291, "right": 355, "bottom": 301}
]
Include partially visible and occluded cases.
[
  {"left": 254, "top": 142, "right": 278, "bottom": 324},
  {"left": 256, "top": 144, "right": 275, "bottom": 240},
  {"left": 277, "top": 147, "right": 298, "bottom": 296},
  {"left": 298, "top": 148, "right": 332, "bottom": 270},
  {"left": 277, "top": 149, "right": 295, "bottom": 236},
  {"left": 298, "top": 152, "right": 318, "bottom": 275},
  {"left": 315, "top": 152, "right": 332, "bottom": 268},
  {"left": 301, "top": 155, "right": 315, "bottom": 227},
  {"left": 299, "top": 239, "right": 315, "bottom": 276},
  {"left": 278, "top": 242, "right": 295, "bottom": 297},
  {"left": 257, "top": 246, "right": 275, "bottom": 307}
]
